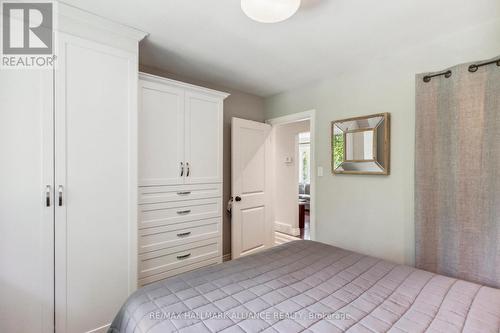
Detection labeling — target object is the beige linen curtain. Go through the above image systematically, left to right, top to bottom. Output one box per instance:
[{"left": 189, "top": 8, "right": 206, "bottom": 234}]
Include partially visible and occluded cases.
[{"left": 415, "top": 57, "right": 500, "bottom": 288}]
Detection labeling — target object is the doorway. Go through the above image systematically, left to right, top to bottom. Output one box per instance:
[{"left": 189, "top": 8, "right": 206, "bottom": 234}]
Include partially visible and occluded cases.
[
  {"left": 230, "top": 110, "right": 316, "bottom": 259},
  {"left": 267, "top": 110, "right": 316, "bottom": 245},
  {"left": 298, "top": 131, "right": 311, "bottom": 240}
]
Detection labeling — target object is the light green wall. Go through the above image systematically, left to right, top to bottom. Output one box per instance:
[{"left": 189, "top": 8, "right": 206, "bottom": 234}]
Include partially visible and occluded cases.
[{"left": 264, "top": 19, "right": 500, "bottom": 264}]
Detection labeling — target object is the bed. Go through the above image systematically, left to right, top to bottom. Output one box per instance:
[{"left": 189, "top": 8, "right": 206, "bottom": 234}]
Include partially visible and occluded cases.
[{"left": 109, "top": 240, "right": 500, "bottom": 333}]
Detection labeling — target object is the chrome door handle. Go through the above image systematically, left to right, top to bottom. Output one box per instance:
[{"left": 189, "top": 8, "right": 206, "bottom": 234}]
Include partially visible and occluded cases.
[
  {"left": 180, "top": 162, "right": 184, "bottom": 177},
  {"left": 186, "top": 162, "right": 190, "bottom": 177},
  {"left": 45, "top": 185, "right": 51, "bottom": 207},
  {"left": 58, "top": 185, "right": 63, "bottom": 206},
  {"left": 177, "top": 191, "right": 191, "bottom": 196},
  {"left": 176, "top": 210, "right": 191, "bottom": 215},
  {"left": 176, "top": 232, "right": 191, "bottom": 237},
  {"left": 176, "top": 253, "right": 191, "bottom": 260}
]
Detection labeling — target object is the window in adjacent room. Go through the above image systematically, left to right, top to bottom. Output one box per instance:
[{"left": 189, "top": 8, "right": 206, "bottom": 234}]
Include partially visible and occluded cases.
[{"left": 298, "top": 132, "right": 310, "bottom": 184}]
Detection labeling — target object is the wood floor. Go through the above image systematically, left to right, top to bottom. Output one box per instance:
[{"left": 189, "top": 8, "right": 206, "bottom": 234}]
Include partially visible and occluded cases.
[{"left": 300, "top": 211, "right": 310, "bottom": 240}]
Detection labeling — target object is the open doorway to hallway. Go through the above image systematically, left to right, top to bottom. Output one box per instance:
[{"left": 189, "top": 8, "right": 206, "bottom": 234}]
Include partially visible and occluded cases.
[
  {"left": 230, "top": 110, "right": 315, "bottom": 259},
  {"left": 267, "top": 111, "right": 315, "bottom": 245},
  {"left": 298, "top": 131, "right": 311, "bottom": 240}
]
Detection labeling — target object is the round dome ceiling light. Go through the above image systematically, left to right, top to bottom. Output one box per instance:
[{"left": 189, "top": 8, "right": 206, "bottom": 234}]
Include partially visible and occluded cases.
[{"left": 241, "top": 0, "right": 301, "bottom": 23}]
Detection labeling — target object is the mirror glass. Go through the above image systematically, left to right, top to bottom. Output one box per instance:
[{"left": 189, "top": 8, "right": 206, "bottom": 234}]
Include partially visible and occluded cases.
[
  {"left": 331, "top": 113, "right": 390, "bottom": 175},
  {"left": 345, "top": 130, "right": 374, "bottom": 161}
]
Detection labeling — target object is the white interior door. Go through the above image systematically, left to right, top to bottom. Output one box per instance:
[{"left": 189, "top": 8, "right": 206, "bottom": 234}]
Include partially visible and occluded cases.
[
  {"left": 55, "top": 33, "right": 137, "bottom": 333},
  {"left": 0, "top": 70, "right": 54, "bottom": 333},
  {"left": 139, "top": 79, "right": 185, "bottom": 186},
  {"left": 185, "top": 91, "right": 223, "bottom": 184},
  {"left": 231, "top": 118, "right": 273, "bottom": 259}
]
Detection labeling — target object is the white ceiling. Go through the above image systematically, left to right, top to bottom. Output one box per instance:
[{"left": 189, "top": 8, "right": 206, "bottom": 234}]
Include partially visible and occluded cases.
[{"left": 64, "top": 0, "right": 499, "bottom": 96}]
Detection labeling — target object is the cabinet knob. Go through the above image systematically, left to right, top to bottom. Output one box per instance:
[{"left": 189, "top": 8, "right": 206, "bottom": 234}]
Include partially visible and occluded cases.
[{"left": 235, "top": 196, "right": 242, "bottom": 202}]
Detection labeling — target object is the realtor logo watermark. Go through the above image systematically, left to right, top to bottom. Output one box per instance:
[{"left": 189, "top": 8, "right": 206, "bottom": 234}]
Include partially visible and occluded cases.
[{"left": 1, "top": 0, "right": 56, "bottom": 68}]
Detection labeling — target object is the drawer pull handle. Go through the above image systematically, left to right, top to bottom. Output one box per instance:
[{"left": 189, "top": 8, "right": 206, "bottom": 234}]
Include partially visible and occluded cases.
[
  {"left": 45, "top": 185, "right": 51, "bottom": 207},
  {"left": 58, "top": 185, "right": 64, "bottom": 206},
  {"left": 177, "top": 191, "right": 191, "bottom": 195},
  {"left": 177, "top": 210, "right": 191, "bottom": 215},
  {"left": 177, "top": 232, "right": 191, "bottom": 237},
  {"left": 177, "top": 253, "right": 191, "bottom": 260}
]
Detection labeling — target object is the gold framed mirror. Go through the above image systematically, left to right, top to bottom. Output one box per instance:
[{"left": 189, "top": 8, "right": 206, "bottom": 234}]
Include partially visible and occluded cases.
[{"left": 331, "top": 113, "right": 390, "bottom": 175}]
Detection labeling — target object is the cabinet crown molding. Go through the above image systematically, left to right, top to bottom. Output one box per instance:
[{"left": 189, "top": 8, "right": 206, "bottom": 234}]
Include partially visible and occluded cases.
[
  {"left": 57, "top": 2, "right": 148, "bottom": 52},
  {"left": 139, "top": 72, "right": 230, "bottom": 100}
]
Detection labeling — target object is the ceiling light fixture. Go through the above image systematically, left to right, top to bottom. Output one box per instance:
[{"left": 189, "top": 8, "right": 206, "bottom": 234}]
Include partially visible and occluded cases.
[{"left": 241, "top": 0, "right": 301, "bottom": 23}]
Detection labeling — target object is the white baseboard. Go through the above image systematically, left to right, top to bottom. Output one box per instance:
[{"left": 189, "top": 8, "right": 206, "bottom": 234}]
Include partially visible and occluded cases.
[
  {"left": 274, "top": 221, "right": 300, "bottom": 237},
  {"left": 275, "top": 231, "right": 301, "bottom": 245},
  {"left": 222, "top": 253, "right": 231, "bottom": 262},
  {"left": 87, "top": 323, "right": 110, "bottom": 333}
]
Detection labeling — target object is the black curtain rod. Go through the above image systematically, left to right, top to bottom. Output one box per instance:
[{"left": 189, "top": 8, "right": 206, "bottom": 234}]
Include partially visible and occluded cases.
[
  {"left": 423, "top": 58, "right": 500, "bottom": 82},
  {"left": 468, "top": 58, "right": 500, "bottom": 72},
  {"left": 423, "top": 70, "right": 451, "bottom": 82}
]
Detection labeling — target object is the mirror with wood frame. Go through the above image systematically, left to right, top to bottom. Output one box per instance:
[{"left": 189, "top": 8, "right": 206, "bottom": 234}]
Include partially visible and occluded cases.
[{"left": 331, "top": 113, "right": 390, "bottom": 175}]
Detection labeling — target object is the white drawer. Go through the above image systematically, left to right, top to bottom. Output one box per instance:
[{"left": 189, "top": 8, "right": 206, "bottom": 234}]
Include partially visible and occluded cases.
[
  {"left": 139, "top": 184, "right": 222, "bottom": 204},
  {"left": 139, "top": 198, "right": 221, "bottom": 229},
  {"left": 139, "top": 218, "right": 221, "bottom": 254},
  {"left": 138, "top": 238, "right": 220, "bottom": 279},
  {"left": 138, "top": 257, "right": 221, "bottom": 287}
]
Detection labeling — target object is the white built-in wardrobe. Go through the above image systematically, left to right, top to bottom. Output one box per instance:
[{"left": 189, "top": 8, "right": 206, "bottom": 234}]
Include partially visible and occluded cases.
[
  {"left": 0, "top": 5, "right": 145, "bottom": 333},
  {"left": 138, "top": 73, "right": 228, "bottom": 286}
]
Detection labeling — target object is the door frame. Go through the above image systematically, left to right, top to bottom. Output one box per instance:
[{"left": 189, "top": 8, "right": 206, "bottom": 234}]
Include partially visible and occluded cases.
[{"left": 266, "top": 110, "right": 316, "bottom": 241}]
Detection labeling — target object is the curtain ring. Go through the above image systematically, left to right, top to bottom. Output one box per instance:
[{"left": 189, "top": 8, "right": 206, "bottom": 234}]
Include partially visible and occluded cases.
[{"left": 468, "top": 64, "right": 479, "bottom": 73}]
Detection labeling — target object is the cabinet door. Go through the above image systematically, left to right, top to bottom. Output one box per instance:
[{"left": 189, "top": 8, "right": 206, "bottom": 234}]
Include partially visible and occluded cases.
[
  {"left": 54, "top": 33, "right": 137, "bottom": 333},
  {"left": 0, "top": 70, "right": 54, "bottom": 333},
  {"left": 139, "top": 79, "right": 185, "bottom": 186},
  {"left": 184, "top": 91, "right": 223, "bottom": 184}
]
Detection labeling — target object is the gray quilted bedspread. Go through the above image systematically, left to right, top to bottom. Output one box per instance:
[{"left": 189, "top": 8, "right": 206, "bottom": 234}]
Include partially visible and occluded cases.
[{"left": 109, "top": 240, "right": 500, "bottom": 333}]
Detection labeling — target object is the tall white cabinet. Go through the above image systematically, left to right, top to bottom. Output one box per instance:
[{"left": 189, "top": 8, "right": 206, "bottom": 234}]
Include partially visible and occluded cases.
[
  {"left": 0, "top": 5, "right": 146, "bottom": 333},
  {"left": 138, "top": 73, "right": 228, "bottom": 286}
]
